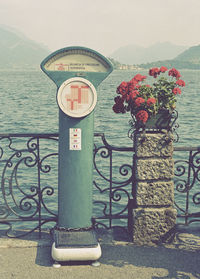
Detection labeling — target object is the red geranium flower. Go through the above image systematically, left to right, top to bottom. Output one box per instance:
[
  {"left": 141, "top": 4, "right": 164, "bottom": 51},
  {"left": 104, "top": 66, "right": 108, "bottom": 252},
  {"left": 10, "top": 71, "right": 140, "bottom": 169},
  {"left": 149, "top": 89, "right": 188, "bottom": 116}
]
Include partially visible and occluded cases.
[
  {"left": 113, "top": 65, "right": 184, "bottom": 124},
  {"left": 160, "top": 66, "right": 168, "bottom": 73},
  {"left": 149, "top": 67, "right": 161, "bottom": 78},
  {"left": 168, "top": 68, "right": 181, "bottom": 79},
  {"left": 132, "top": 74, "right": 147, "bottom": 82},
  {"left": 129, "top": 78, "right": 139, "bottom": 84},
  {"left": 176, "top": 79, "right": 185, "bottom": 87},
  {"left": 116, "top": 81, "right": 129, "bottom": 96},
  {"left": 128, "top": 81, "right": 137, "bottom": 92},
  {"left": 172, "top": 88, "right": 181, "bottom": 95},
  {"left": 129, "top": 90, "right": 139, "bottom": 100},
  {"left": 114, "top": 96, "right": 124, "bottom": 103},
  {"left": 135, "top": 97, "right": 145, "bottom": 107},
  {"left": 112, "top": 98, "right": 126, "bottom": 113},
  {"left": 147, "top": 98, "right": 156, "bottom": 106},
  {"left": 135, "top": 110, "right": 149, "bottom": 123}
]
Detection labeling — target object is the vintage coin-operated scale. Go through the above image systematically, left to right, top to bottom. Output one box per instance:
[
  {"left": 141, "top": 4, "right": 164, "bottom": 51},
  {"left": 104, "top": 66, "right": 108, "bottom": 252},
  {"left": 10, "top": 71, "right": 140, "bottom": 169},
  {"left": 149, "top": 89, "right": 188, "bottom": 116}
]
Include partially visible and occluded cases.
[{"left": 40, "top": 46, "right": 113, "bottom": 265}]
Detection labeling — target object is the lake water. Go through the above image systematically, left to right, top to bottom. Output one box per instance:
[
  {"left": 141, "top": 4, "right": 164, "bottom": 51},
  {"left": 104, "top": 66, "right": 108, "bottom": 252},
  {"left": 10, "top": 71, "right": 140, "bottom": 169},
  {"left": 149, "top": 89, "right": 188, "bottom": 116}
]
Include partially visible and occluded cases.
[
  {"left": 0, "top": 68, "right": 199, "bottom": 229},
  {"left": 0, "top": 69, "right": 200, "bottom": 146}
]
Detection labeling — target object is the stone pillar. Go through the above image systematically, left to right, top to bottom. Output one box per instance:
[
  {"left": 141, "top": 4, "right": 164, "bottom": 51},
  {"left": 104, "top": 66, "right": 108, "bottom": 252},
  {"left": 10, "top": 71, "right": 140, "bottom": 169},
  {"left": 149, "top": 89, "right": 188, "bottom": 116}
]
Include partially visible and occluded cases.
[{"left": 129, "top": 131, "right": 177, "bottom": 245}]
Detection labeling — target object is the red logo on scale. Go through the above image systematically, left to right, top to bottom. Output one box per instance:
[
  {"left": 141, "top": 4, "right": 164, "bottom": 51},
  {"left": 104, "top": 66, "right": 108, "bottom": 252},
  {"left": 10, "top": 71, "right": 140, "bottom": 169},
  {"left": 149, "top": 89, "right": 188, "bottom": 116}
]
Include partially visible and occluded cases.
[
  {"left": 55, "top": 63, "right": 68, "bottom": 71},
  {"left": 66, "top": 85, "right": 89, "bottom": 110}
]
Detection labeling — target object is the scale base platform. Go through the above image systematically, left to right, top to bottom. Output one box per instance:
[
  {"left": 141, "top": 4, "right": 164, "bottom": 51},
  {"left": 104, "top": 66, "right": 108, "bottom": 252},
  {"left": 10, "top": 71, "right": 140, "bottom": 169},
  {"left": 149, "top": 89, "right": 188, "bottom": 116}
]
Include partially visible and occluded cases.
[{"left": 51, "top": 229, "right": 102, "bottom": 262}]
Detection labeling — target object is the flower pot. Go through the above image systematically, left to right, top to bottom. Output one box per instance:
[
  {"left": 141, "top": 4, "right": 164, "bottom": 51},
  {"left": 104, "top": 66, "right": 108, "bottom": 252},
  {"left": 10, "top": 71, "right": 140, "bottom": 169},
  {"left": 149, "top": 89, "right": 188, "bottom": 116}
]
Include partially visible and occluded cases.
[{"left": 145, "top": 109, "right": 172, "bottom": 129}]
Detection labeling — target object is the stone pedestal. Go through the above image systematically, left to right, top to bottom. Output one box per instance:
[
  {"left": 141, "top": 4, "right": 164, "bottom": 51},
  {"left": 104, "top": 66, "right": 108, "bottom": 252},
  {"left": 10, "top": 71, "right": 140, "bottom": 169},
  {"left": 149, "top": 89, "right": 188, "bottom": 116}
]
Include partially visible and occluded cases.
[{"left": 129, "top": 131, "right": 177, "bottom": 245}]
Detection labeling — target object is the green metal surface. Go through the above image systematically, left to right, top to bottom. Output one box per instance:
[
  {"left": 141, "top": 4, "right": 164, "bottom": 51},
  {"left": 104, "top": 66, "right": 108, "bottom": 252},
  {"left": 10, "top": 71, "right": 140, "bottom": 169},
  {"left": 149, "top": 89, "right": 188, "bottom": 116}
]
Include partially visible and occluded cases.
[
  {"left": 41, "top": 46, "right": 113, "bottom": 229},
  {"left": 58, "top": 110, "right": 94, "bottom": 228}
]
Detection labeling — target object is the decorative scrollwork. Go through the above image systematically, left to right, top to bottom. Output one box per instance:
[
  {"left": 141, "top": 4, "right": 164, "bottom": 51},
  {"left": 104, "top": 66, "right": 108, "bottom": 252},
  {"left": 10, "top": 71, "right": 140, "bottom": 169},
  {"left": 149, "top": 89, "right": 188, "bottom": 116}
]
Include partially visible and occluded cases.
[
  {"left": 128, "top": 109, "right": 179, "bottom": 142},
  {"left": 170, "top": 110, "right": 179, "bottom": 142},
  {"left": 0, "top": 134, "right": 59, "bottom": 237},
  {"left": 93, "top": 134, "right": 133, "bottom": 228},
  {"left": 27, "top": 137, "right": 38, "bottom": 151},
  {"left": 93, "top": 146, "right": 111, "bottom": 182},
  {"left": 174, "top": 148, "right": 200, "bottom": 225},
  {"left": 191, "top": 150, "right": 200, "bottom": 168},
  {"left": 40, "top": 153, "right": 58, "bottom": 173},
  {"left": 174, "top": 159, "right": 196, "bottom": 192},
  {"left": 175, "top": 161, "right": 187, "bottom": 177},
  {"left": 119, "top": 164, "right": 131, "bottom": 177},
  {"left": 175, "top": 181, "right": 188, "bottom": 193},
  {"left": 41, "top": 186, "right": 57, "bottom": 216},
  {"left": 111, "top": 188, "right": 130, "bottom": 215},
  {"left": 193, "top": 192, "right": 200, "bottom": 205},
  {"left": 19, "top": 197, "right": 39, "bottom": 217},
  {"left": 93, "top": 200, "right": 108, "bottom": 217},
  {"left": 0, "top": 205, "right": 10, "bottom": 218},
  {"left": 92, "top": 220, "right": 109, "bottom": 230}
]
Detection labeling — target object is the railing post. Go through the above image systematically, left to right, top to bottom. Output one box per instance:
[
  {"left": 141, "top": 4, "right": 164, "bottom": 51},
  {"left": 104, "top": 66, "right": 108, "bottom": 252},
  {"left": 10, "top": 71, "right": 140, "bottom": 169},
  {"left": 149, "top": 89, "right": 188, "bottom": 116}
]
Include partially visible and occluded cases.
[
  {"left": 129, "top": 131, "right": 177, "bottom": 245},
  {"left": 36, "top": 137, "right": 42, "bottom": 238}
]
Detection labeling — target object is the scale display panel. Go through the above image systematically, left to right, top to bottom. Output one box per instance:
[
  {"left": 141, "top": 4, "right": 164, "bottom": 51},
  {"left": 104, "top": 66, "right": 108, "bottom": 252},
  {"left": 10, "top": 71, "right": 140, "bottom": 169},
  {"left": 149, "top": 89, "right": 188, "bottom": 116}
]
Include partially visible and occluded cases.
[{"left": 43, "top": 48, "right": 110, "bottom": 72}]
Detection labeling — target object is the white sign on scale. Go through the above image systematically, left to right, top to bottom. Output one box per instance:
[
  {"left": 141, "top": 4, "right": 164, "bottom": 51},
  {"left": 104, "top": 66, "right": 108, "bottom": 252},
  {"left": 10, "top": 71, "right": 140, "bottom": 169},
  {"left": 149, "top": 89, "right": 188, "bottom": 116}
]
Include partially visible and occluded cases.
[{"left": 69, "top": 128, "right": 81, "bottom": 150}]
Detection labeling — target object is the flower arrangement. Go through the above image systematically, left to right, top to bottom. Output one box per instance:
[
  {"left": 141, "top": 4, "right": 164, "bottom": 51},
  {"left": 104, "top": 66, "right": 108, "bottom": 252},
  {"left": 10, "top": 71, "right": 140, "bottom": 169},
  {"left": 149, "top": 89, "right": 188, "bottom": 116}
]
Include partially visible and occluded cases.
[{"left": 112, "top": 67, "right": 185, "bottom": 126}]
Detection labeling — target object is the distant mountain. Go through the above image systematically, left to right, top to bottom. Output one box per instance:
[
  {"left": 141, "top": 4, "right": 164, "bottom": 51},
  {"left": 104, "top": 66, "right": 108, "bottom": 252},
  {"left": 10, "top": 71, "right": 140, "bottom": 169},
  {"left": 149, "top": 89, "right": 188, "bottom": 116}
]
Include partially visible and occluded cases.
[
  {"left": 0, "top": 25, "right": 50, "bottom": 69},
  {"left": 110, "top": 42, "right": 188, "bottom": 65},
  {"left": 139, "top": 44, "right": 200, "bottom": 70},
  {"left": 174, "top": 44, "right": 200, "bottom": 63},
  {"left": 110, "top": 45, "right": 145, "bottom": 64}
]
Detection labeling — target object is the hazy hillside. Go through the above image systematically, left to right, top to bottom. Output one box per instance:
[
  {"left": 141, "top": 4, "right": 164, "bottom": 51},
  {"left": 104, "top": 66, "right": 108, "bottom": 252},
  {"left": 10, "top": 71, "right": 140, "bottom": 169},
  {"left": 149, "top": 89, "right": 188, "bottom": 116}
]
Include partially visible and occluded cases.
[
  {"left": 0, "top": 25, "right": 50, "bottom": 69},
  {"left": 110, "top": 42, "right": 188, "bottom": 65},
  {"left": 139, "top": 44, "right": 200, "bottom": 70},
  {"left": 174, "top": 44, "right": 200, "bottom": 63}
]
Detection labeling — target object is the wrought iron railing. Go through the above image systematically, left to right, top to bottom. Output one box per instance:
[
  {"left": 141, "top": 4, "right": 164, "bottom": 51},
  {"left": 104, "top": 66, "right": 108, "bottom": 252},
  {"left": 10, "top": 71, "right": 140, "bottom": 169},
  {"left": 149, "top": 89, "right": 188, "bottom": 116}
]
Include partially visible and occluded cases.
[
  {"left": 0, "top": 132, "right": 199, "bottom": 238},
  {"left": 0, "top": 133, "right": 59, "bottom": 238},
  {"left": 93, "top": 133, "right": 133, "bottom": 229},
  {"left": 174, "top": 146, "right": 200, "bottom": 225}
]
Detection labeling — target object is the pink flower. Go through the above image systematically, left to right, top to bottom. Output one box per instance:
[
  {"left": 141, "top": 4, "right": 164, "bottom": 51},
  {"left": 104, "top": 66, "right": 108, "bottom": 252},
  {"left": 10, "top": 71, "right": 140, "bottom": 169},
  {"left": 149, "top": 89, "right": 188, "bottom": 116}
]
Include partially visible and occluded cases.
[
  {"left": 176, "top": 79, "right": 185, "bottom": 87},
  {"left": 172, "top": 88, "right": 181, "bottom": 95},
  {"left": 135, "top": 110, "right": 149, "bottom": 123}
]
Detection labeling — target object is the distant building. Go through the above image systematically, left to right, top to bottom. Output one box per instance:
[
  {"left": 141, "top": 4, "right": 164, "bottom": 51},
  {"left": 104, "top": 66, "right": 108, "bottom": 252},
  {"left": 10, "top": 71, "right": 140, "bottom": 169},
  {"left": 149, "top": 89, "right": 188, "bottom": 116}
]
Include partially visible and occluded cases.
[{"left": 118, "top": 64, "right": 142, "bottom": 70}]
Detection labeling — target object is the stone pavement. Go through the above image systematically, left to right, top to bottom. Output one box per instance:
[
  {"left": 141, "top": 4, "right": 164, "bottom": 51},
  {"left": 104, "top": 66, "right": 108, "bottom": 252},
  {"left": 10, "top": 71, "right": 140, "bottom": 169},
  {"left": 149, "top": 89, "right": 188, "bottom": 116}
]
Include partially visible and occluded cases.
[{"left": 0, "top": 226, "right": 200, "bottom": 279}]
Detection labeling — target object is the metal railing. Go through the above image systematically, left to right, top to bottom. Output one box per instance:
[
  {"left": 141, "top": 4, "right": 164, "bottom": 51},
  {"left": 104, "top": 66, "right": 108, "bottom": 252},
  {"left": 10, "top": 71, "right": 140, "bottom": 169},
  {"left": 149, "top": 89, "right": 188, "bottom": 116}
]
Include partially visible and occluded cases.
[
  {"left": 0, "top": 132, "right": 199, "bottom": 238},
  {"left": 0, "top": 133, "right": 59, "bottom": 238},
  {"left": 93, "top": 133, "right": 133, "bottom": 229},
  {"left": 174, "top": 146, "right": 200, "bottom": 225}
]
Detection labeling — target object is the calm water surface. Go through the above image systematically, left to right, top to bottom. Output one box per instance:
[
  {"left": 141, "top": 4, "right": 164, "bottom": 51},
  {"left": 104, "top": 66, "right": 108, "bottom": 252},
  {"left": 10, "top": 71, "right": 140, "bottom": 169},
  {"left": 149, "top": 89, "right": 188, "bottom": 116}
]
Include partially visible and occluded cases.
[{"left": 0, "top": 69, "right": 199, "bottom": 146}]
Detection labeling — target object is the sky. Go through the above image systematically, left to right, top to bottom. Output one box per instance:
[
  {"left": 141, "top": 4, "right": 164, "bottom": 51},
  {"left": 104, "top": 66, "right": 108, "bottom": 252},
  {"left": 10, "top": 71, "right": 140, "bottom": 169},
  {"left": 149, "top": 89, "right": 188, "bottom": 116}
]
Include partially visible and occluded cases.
[{"left": 0, "top": 0, "right": 200, "bottom": 56}]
